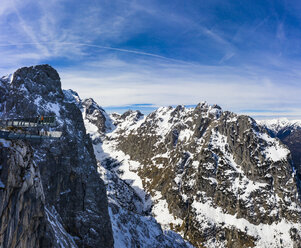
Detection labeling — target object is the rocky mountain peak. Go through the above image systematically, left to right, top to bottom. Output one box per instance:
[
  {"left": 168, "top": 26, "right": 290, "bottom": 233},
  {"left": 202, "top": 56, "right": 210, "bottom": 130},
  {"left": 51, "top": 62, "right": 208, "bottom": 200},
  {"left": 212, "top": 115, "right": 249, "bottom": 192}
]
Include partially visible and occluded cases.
[
  {"left": 11, "top": 64, "right": 63, "bottom": 97},
  {"left": 0, "top": 65, "right": 66, "bottom": 119},
  {"left": 0, "top": 66, "right": 114, "bottom": 247},
  {"left": 82, "top": 98, "right": 301, "bottom": 247},
  {"left": 82, "top": 98, "right": 105, "bottom": 114},
  {"left": 82, "top": 98, "right": 113, "bottom": 135},
  {"left": 195, "top": 101, "right": 209, "bottom": 110},
  {"left": 212, "top": 104, "right": 222, "bottom": 110},
  {"left": 121, "top": 109, "right": 143, "bottom": 120},
  {"left": 107, "top": 110, "right": 144, "bottom": 132},
  {"left": 259, "top": 118, "right": 301, "bottom": 133}
]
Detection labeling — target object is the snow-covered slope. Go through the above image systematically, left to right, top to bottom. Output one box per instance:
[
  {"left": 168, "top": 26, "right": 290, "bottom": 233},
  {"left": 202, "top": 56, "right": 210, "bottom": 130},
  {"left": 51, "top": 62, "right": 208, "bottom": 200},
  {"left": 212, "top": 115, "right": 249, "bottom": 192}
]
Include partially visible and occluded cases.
[
  {"left": 80, "top": 98, "right": 194, "bottom": 247},
  {"left": 82, "top": 101, "right": 301, "bottom": 248},
  {"left": 258, "top": 118, "right": 301, "bottom": 201}
]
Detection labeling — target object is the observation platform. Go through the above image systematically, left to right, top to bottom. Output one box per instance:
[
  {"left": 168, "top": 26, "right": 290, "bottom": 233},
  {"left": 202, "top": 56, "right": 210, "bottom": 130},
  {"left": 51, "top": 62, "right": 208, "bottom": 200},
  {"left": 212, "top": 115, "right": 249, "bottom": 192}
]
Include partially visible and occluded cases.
[{"left": 0, "top": 116, "right": 62, "bottom": 140}]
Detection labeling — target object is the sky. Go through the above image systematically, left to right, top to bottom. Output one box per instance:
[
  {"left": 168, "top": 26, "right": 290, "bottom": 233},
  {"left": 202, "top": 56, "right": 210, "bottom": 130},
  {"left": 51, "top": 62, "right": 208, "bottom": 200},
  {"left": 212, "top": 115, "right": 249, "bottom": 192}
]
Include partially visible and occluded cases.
[{"left": 0, "top": 0, "right": 301, "bottom": 119}]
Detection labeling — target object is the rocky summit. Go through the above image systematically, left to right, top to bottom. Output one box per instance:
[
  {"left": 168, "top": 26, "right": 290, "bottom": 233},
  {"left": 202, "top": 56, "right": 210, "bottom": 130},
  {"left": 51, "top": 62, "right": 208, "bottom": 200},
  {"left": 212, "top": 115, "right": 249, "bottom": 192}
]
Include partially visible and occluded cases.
[
  {"left": 0, "top": 65, "right": 301, "bottom": 248},
  {"left": 0, "top": 65, "right": 113, "bottom": 248},
  {"left": 83, "top": 101, "right": 301, "bottom": 247}
]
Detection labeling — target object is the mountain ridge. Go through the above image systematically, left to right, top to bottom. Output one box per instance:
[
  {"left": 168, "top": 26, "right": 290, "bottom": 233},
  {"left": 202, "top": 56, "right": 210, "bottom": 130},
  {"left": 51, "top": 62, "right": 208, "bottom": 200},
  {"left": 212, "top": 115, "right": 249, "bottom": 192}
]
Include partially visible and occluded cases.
[
  {"left": 0, "top": 64, "right": 301, "bottom": 248},
  {"left": 81, "top": 96, "right": 301, "bottom": 247}
]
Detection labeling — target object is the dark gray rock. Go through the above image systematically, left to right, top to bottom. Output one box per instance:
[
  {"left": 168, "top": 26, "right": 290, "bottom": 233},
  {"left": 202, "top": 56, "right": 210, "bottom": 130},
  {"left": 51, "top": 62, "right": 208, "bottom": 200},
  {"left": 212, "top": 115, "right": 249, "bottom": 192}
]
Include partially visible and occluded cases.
[
  {"left": 0, "top": 65, "right": 114, "bottom": 248},
  {"left": 0, "top": 140, "right": 47, "bottom": 248},
  {"left": 0, "top": 140, "right": 78, "bottom": 248}
]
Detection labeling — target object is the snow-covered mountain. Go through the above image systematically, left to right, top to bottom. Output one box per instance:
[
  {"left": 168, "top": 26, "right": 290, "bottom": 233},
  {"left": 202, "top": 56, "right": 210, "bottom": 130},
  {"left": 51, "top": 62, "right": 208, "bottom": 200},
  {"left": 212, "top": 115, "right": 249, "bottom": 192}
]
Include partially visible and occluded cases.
[
  {"left": 1, "top": 65, "right": 301, "bottom": 248},
  {"left": 80, "top": 95, "right": 194, "bottom": 248},
  {"left": 81, "top": 100, "right": 301, "bottom": 247},
  {"left": 258, "top": 118, "right": 301, "bottom": 194},
  {"left": 258, "top": 118, "right": 301, "bottom": 136}
]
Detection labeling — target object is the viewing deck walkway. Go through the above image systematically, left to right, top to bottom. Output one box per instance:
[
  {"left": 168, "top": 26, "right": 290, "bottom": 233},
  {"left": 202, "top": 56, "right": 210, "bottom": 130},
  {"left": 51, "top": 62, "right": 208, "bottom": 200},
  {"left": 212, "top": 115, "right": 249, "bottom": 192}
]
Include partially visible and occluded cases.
[
  {"left": 0, "top": 116, "right": 61, "bottom": 140},
  {"left": 0, "top": 116, "right": 57, "bottom": 128},
  {"left": 0, "top": 130, "right": 62, "bottom": 140}
]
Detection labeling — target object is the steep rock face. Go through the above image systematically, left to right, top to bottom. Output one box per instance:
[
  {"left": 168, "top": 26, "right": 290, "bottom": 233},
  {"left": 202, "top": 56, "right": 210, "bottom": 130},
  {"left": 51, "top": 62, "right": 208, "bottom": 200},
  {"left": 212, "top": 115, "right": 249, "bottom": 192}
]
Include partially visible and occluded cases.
[
  {"left": 0, "top": 65, "right": 114, "bottom": 248},
  {"left": 81, "top": 99, "right": 194, "bottom": 247},
  {"left": 83, "top": 100, "right": 301, "bottom": 248},
  {"left": 281, "top": 129, "right": 301, "bottom": 170},
  {"left": 0, "top": 140, "right": 47, "bottom": 248},
  {"left": 0, "top": 140, "right": 77, "bottom": 248}
]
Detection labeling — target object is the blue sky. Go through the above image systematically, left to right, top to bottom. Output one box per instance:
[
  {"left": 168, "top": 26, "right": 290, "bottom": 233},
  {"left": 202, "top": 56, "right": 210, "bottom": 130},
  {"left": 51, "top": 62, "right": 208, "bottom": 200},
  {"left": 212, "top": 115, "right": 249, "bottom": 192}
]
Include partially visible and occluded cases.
[{"left": 0, "top": 0, "right": 301, "bottom": 119}]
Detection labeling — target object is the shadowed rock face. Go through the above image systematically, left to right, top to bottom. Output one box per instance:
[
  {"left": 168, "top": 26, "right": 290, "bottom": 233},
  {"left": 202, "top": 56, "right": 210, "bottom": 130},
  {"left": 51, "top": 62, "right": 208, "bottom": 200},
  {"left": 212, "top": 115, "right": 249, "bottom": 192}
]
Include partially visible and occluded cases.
[
  {"left": 0, "top": 65, "right": 114, "bottom": 248},
  {"left": 274, "top": 129, "right": 301, "bottom": 175},
  {"left": 278, "top": 129, "right": 301, "bottom": 199},
  {"left": 281, "top": 130, "right": 301, "bottom": 168},
  {"left": 0, "top": 140, "right": 47, "bottom": 248},
  {"left": 0, "top": 140, "right": 78, "bottom": 248}
]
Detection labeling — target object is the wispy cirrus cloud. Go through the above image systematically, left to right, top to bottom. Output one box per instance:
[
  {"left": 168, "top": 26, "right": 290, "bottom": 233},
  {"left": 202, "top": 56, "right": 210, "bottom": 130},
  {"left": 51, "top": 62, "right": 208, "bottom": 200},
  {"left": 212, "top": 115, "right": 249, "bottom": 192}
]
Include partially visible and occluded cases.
[
  {"left": 0, "top": 0, "right": 301, "bottom": 119},
  {"left": 58, "top": 55, "right": 301, "bottom": 119}
]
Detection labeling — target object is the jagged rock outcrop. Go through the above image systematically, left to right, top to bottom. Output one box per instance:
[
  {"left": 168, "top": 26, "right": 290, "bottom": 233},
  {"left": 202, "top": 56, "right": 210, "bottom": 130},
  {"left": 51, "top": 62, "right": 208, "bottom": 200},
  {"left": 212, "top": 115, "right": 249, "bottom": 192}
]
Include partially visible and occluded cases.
[
  {"left": 0, "top": 65, "right": 114, "bottom": 248},
  {"left": 82, "top": 98, "right": 110, "bottom": 134},
  {"left": 83, "top": 100, "right": 301, "bottom": 248},
  {"left": 0, "top": 140, "right": 47, "bottom": 248},
  {"left": 0, "top": 140, "right": 78, "bottom": 248}
]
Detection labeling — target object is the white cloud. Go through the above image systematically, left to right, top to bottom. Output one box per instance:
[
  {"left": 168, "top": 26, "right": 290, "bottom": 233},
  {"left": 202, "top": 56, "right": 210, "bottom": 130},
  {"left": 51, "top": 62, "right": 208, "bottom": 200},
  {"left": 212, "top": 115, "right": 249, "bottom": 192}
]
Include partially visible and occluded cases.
[
  {"left": 0, "top": 0, "right": 300, "bottom": 119},
  {"left": 58, "top": 57, "right": 301, "bottom": 118}
]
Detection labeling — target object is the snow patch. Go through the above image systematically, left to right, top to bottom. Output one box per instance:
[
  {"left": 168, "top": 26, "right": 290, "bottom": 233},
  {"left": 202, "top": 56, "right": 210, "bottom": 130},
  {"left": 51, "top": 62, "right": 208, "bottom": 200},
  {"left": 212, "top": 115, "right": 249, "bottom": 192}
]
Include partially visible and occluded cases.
[
  {"left": 257, "top": 132, "right": 290, "bottom": 162},
  {"left": 94, "top": 139, "right": 151, "bottom": 212},
  {"left": 151, "top": 191, "right": 183, "bottom": 230},
  {"left": 191, "top": 199, "right": 301, "bottom": 248}
]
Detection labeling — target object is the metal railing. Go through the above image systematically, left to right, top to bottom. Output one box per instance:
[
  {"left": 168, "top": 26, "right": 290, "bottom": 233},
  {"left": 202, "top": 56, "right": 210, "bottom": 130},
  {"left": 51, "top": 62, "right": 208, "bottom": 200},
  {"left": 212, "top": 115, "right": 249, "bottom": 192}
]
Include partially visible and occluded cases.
[
  {"left": 0, "top": 116, "right": 61, "bottom": 141},
  {"left": 0, "top": 116, "right": 57, "bottom": 128},
  {"left": 0, "top": 130, "right": 62, "bottom": 140}
]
